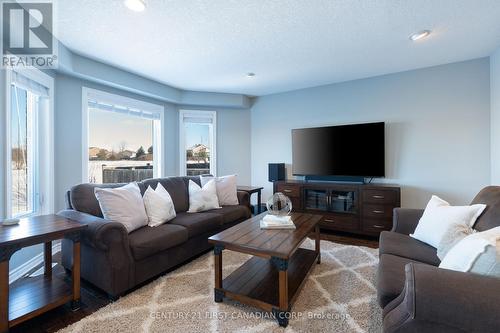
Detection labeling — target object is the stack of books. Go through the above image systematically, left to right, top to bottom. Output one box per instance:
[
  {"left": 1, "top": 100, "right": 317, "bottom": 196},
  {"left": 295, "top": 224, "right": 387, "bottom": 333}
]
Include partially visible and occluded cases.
[{"left": 260, "top": 214, "right": 296, "bottom": 230}]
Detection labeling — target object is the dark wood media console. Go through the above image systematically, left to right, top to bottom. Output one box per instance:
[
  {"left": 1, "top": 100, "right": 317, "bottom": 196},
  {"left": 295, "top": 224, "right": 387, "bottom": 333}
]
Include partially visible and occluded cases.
[{"left": 273, "top": 180, "right": 400, "bottom": 236}]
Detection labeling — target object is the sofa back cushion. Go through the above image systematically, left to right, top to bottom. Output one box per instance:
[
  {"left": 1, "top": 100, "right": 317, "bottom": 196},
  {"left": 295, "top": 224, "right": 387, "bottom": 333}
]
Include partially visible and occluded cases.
[
  {"left": 70, "top": 176, "right": 201, "bottom": 217},
  {"left": 141, "top": 177, "right": 198, "bottom": 213},
  {"left": 70, "top": 183, "right": 123, "bottom": 217},
  {"left": 471, "top": 186, "right": 500, "bottom": 231}
]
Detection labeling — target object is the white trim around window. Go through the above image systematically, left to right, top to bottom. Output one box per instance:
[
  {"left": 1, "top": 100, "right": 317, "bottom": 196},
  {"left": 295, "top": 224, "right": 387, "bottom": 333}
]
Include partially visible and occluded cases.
[
  {"left": 3, "top": 68, "right": 55, "bottom": 218},
  {"left": 81, "top": 88, "right": 165, "bottom": 183},
  {"left": 179, "top": 110, "right": 217, "bottom": 177}
]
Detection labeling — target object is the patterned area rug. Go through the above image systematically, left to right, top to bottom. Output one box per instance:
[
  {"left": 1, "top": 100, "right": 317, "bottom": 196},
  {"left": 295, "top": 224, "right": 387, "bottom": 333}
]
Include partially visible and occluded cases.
[{"left": 58, "top": 240, "right": 382, "bottom": 333}]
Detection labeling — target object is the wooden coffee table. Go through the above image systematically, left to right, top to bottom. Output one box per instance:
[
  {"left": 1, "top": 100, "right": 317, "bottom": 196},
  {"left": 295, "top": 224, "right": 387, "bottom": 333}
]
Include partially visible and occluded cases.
[{"left": 208, "top": 212, "right": 322, "bottom": 327}]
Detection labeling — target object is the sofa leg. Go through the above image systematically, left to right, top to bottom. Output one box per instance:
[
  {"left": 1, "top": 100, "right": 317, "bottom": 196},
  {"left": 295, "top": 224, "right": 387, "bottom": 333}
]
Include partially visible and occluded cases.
[{"left": 108, "top": 294, "right": 120, "bottom": 302}]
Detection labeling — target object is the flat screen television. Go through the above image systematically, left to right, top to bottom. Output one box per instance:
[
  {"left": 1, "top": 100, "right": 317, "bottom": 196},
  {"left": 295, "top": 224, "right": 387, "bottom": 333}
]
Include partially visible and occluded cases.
[{"left": 292, "top": 122, "right": 385, "bottom": 177}]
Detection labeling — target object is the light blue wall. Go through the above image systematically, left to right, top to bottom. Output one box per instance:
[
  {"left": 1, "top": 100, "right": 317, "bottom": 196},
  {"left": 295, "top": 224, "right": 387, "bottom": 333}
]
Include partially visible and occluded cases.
[
  {"left": 491, "top": 48, "right": 500, "bottom": 184},
  {"left": 251, "top": 58, "right": 491, "bottom": 208}
]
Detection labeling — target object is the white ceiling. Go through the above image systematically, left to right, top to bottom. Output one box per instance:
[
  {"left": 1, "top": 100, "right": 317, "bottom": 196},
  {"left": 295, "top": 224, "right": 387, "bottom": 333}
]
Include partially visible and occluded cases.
[{"left": 56, "top": 0, "right": 500, "bottom": 96}]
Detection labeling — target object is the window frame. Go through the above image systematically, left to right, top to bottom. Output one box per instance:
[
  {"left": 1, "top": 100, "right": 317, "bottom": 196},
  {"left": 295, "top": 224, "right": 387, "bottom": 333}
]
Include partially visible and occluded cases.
[
  {"left": 3, "top": 68, "right": 55, "bottom": 218},
  {"left": 81, "top": 87, "right": 165, "bottom": 183},
  {"left": 179, "top": 110, "right": 217, "bottom": 177}
]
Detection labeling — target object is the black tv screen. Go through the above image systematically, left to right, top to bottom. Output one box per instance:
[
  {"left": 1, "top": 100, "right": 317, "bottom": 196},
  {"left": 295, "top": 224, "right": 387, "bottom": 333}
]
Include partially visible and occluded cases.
[{"left": 292, "top": 122, "right": 385, "bottom": 177}]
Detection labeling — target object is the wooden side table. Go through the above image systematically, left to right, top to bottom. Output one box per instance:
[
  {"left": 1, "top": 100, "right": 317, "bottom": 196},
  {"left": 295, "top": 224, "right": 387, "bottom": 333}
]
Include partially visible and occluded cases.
[
  {"left": 237, "top": 186, "right": 264, "bottom": 214},
  {"left": 0, "top": 215, "right": 86, "bottom": 332}
]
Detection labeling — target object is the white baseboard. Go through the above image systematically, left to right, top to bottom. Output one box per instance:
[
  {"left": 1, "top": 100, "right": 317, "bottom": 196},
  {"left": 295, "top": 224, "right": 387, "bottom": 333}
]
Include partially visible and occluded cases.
[{"left": 9, "top": 241, "right": 61, "bottom": 284}]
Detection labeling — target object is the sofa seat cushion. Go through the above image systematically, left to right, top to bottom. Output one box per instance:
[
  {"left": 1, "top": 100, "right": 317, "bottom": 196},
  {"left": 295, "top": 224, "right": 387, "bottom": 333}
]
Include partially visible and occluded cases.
[
  {"left": 208, "top": 205, "right": 250, "bottom": 225},
  {"left": 170, "top": 212, "right": 222, "bottom": 238},
  {"left": 129, "top": 224, "right": 188, "bottom": 260},
  {"left": 379, "top": 231, "right": 440, "bottom": 266},
  {"left": 377, "top": 254, "right": 425, "bottom": 307}
]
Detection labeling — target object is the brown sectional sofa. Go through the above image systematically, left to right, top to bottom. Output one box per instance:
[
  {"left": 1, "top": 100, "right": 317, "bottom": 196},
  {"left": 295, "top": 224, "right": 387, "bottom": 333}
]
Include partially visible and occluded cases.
[
  {"left": 58, "top": 176, "right": 251, "bottom": 298},
  {"left": 377, "top": 186, "right": 500, "bottom": 332}
]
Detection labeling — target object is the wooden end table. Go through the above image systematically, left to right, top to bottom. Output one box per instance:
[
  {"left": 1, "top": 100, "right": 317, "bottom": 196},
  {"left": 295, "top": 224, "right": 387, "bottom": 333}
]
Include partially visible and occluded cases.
[
  {"left": 237, "top": 186, "right": 264, "bottom": 214},
  {"left": 208, "top": 212, "right": 322, "bottom": 327},
  {"left": 0, "top": 215, "right": 86, "bottom": 332}
]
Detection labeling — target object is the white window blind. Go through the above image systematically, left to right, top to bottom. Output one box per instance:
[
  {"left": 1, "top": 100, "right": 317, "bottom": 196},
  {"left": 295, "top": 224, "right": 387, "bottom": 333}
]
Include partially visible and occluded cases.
[
  {"left": 12, "top": 71, "right": 49, "bottom": 97},
  {"left": 88, "top": 99, "right": 161, "bottom": 120},
  {"left": 182, "top": 113, "right": 214, "bottom": 124}
]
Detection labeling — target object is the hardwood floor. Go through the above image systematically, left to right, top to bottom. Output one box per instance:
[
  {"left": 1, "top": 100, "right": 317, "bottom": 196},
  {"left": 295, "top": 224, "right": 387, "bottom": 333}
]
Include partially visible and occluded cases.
[{"left": 10, "top": 231, "right": 378, "bottom": 333}]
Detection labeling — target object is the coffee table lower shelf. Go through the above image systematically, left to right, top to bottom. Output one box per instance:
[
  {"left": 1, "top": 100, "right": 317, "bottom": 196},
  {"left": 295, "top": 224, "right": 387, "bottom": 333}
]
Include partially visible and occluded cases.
[{"left": 215, "top": 248, "right": 318, "bottom": 324}]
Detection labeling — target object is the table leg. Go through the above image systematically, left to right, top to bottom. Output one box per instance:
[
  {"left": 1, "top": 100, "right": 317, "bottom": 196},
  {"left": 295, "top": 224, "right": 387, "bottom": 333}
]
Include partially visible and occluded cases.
[
  {"left": 257, "top": 190, "right": 262, "bottom": 214},
  {"left": 315, "top": 225, "right": 321, "bottom": 264},
  {"left": 71, "top": 241, "right": 81, "bottom": 311},
  {"left": 44, "top": 242, "right": 52, "bottom": 277},
  {"left": 214, "top": 245, "right": 224, "bottom": 302},
  {"left": 272, "top": 257, "right": 289, "bottom": 327},
  {"left": 0, "top": 260, "right": 9, "bottom": 333},
  {"left": 279, "top": 269, "right": 288, "bottom": 310}
]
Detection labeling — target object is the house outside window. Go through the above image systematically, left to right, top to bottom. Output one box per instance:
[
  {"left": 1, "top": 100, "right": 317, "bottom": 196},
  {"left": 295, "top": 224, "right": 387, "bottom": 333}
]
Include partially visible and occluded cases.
[
  {"left": 83, "top": 88, "right": 164, "bottom": 184},
  {"left": 179, "top": 110, "right": 216, "bottom": 176}
]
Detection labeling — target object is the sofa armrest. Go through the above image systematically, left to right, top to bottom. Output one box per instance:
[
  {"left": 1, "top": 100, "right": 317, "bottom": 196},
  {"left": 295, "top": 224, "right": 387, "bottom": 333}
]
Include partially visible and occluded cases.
[
  {"left": 237, "top": 191, "right": 251, "bottom": 209},
  {"left": 391, "top": 208, "right": 424, "bottom": 235},
  {"left": 57, "top": 209, "right": 129, "bottom": 252},
  {"left": 384, "top": 263, "right": 500, "bottom": 333}
]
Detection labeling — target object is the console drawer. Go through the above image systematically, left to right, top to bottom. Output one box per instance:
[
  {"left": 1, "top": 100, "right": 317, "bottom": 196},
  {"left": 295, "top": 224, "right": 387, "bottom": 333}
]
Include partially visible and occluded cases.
[
  {"left": 276, "top": 184, "right": 300, "bottom": 198},
  {"left": 362, "top": 189, "right": 398, "bottom": 204},
  {"left": 363, "top": 204, "right": 394, "bottom": 219},
  {"left": 320, "top": 214, "right": 359, "bottom": 232},
  {"left": 362, "top": 218, "right": 392, "bottom": 233}
]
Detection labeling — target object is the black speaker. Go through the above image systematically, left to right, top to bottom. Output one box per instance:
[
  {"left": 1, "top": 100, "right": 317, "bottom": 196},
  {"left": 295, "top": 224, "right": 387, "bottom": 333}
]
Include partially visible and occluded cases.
[{"left": 268, "top": 163, "right": 285, "bottom": 182}]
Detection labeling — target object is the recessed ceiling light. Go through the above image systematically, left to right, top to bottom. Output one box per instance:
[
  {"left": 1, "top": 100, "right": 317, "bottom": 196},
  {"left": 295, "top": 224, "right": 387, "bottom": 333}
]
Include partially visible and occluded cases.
[
  {"left": 124, "top": 0, "right": 146, "bottom": 12},
  {"left": 409, "top": 30, "right": 431, "bottom": 41},
  {"left": 246, "top": 72, "right": 256, "bottom": 78}
]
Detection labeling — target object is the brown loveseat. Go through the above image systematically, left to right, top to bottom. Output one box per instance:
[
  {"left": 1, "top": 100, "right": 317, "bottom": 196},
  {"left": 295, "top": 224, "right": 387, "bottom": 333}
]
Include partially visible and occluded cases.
[
  {"left": 58, "top": 176, "right": 251, "bottom": 298},
  {"left": 377, "top": 186, "right": 500, "bottom": 332}
]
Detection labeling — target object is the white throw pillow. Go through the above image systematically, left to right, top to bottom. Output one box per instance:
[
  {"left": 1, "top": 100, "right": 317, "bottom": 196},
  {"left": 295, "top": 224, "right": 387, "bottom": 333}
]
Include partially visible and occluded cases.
[
  {"left": 200, "top": 174, "right": 239, "bottom": 206},
  {"left": 187, "top": 179, "right": 221, "bottom": 213},
  {"left": 94, "top": 182, "right": 148, "bottom": 233},
  {"left": 143, "top": 183, "right": 176, "bottom": 227},
  {"left": 411, "top": 195, "right": 486, "bottom": 248},
  {"left": 440, "top": 226, "right": 500, "bottom": 278}
]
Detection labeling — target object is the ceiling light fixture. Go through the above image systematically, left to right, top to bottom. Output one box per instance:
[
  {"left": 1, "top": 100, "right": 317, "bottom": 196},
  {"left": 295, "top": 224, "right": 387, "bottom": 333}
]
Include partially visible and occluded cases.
[
  {"left": 124, "top": 0, "right": 146, "bottom": 12},
  {"left": 409, "top": 30, "right": 431, "bottom": 41},
  {"left": 246, "top": 72, "right": 256, "bottom": 78}
]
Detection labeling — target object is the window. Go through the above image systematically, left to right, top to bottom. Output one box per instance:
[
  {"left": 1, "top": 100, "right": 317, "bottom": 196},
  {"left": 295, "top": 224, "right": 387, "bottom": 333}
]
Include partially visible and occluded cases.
[
  {"left": 4, "top": 69, "right": 54, "bottom": 218},
  {"left": 83, "top": 88, "right": 164, "bottom": 184},
  {"left": 179, "top": 110, "right": 216, "bottom": 176}
]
